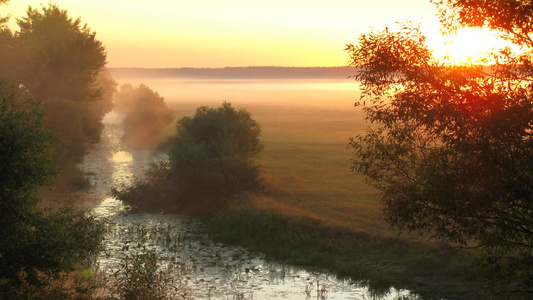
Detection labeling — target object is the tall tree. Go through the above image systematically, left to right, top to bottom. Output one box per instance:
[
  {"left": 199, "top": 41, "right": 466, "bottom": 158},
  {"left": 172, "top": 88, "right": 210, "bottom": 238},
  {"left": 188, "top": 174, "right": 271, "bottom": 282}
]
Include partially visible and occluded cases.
[
  {"left": 346, "top": 0, "right": 532, "bottom": 294},
  {"left": 1, "top": 3, "right": 116, "bottom": 170},
  {"left": 15, "top": 3, "right": 106, "bottom": 102}
]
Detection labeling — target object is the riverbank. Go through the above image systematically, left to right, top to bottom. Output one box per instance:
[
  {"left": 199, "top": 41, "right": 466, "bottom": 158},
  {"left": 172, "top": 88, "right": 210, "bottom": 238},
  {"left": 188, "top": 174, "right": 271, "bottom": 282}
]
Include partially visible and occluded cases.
[
  {"left": 101, "top": 78, "right": 527, "bottom": 299},
  {"left": 207, "top": 195, "right": 500, "bottom": 300}
]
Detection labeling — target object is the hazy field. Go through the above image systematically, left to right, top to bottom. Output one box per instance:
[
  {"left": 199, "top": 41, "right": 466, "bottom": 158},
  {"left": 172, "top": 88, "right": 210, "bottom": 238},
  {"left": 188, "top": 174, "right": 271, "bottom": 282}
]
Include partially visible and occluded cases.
[{"left": 114, "top": 76, "right": 393, "bottom": 235}]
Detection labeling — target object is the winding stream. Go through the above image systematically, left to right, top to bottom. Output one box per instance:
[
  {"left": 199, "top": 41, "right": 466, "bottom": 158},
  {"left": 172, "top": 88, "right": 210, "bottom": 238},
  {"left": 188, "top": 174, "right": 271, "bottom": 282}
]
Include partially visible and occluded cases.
[{"left": 79, "top": 111, "right": 417, "bottom": 300}]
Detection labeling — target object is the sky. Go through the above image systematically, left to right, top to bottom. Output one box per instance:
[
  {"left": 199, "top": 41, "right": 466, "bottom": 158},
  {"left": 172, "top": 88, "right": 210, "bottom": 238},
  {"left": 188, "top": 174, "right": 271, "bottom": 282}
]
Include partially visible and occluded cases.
[{"left": 3, "top": 1, "right": 447, "bottom": 68}]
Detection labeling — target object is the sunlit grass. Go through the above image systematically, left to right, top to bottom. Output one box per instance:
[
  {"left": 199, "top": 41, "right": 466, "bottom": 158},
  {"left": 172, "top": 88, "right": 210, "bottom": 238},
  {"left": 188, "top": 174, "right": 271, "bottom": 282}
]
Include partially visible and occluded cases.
[{"left": 251, "top": 105, "right": 393, "bottom": 235}]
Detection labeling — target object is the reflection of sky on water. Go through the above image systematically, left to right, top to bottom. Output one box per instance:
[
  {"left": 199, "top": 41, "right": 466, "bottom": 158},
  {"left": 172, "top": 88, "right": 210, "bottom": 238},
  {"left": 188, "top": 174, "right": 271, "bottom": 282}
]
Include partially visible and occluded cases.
[
  {"left": 83, "top": 83, "right": 418, "bottom": 299},
  {"left": 111, "top": 151, "right": 133, "bottom": 162}
]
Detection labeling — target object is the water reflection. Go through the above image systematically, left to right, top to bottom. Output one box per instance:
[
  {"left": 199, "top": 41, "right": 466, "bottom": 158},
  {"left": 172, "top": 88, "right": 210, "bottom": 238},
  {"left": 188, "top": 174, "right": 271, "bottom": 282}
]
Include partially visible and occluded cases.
[
  {"left": 84, "top": 81, "right": 418, "bottom": 299},
  {"left": 111, "top": 151, "right": 133, "bottom": 162},
  {"left": 91, "top": 197, "right": 126, "bottom": 217}
]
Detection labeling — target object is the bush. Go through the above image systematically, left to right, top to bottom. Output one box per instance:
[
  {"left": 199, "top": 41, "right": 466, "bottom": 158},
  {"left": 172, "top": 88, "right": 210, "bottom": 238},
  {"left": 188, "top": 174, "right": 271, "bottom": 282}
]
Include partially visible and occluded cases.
[
  {"left": 115, "top": 102, "right": 263, "bottom": 214},
  {"left": 110, "top": 246, "right": 176, "bottom": 300}
]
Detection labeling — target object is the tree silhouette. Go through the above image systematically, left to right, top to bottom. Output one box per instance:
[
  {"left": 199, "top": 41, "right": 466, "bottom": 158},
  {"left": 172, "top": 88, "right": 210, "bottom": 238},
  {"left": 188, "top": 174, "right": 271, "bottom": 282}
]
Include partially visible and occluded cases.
[{"left": 347, "top": 0, "right": 532, "bottom": 294}]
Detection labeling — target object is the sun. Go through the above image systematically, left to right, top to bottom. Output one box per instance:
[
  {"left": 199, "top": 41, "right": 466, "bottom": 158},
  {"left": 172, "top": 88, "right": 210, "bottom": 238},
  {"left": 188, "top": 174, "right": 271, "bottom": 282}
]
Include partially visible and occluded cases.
[{"left": 428, "top": 27, "right": 515, "bottom": 64}]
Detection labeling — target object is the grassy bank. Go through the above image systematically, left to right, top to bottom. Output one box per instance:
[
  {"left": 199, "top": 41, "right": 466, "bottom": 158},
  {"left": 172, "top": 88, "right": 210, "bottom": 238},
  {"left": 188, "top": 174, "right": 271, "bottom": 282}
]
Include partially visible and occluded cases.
[{"left": 208, "top": 198, "right": 494, "bottom": 300}]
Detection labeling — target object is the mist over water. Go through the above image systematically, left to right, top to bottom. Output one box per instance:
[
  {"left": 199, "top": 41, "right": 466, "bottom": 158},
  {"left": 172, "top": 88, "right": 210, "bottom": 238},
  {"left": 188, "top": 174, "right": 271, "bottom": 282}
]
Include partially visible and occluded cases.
[{"left": 114, "top": 78, "right": 360, "bottom": 110}]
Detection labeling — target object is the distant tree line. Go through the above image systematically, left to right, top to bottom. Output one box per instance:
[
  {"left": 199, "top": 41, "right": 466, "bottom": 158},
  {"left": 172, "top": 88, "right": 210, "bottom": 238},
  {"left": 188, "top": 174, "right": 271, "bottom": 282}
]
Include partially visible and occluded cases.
[{"left": 109, "top": 66, "right": 357, "bottom": 80}]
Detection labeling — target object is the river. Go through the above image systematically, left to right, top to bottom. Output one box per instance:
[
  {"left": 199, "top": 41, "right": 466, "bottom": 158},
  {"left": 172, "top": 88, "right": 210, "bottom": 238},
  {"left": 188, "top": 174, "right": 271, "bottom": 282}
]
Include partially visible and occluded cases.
[{"left": 78, "top": 80, "right": 418, "bottom": 300}]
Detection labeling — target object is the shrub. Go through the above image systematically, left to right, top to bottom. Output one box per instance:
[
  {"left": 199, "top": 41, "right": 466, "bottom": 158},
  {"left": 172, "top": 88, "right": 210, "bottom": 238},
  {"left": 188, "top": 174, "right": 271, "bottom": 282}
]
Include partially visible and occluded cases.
[{"left": 115, "top": 102, "right": 263, "bottom": 214}]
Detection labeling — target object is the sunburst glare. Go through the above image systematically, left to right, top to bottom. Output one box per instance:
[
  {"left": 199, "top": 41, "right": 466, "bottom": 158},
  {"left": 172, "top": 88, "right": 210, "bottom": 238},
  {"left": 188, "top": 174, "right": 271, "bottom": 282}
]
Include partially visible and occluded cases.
[{"left": 428, "top": 27, "right": 518, "bottom": 64}]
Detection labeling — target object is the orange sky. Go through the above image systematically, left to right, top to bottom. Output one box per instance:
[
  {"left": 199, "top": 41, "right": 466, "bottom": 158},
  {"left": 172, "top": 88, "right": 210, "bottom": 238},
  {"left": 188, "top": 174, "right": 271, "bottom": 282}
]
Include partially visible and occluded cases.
[{"left": 3, "top": 1, "right": 448, "bottom": 68}]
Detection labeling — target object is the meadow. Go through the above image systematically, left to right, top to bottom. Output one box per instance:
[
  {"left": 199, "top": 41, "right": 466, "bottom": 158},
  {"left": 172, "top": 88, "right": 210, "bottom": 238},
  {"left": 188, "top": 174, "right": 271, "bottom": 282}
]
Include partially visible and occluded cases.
[{"left": 124, "top": 77, "right": 392, "bottom": 234}]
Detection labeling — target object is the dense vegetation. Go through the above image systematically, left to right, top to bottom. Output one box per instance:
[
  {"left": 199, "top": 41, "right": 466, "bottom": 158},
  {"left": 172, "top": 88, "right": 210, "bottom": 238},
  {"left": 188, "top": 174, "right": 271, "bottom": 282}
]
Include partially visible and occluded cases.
[
  {"left": 346, "top": 0, "right": 532, "bottom": 294},
  {"left": 0, "top": 2, "right": 116, "bottom": 189},
  {"left": 0, "top": 2, "right": 110, "bottom": 297},
  {"left": 0, "top": 82, "right": 104, "bottom": 297},
  {"left": 114, "top": 102, "right": 263, "bottom": 214}
]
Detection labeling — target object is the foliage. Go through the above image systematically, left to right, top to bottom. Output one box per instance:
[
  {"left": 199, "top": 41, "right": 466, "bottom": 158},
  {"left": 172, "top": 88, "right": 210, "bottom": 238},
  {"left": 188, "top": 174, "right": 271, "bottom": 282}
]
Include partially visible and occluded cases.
[
  {"left": 346, "top": 0, "right": 532, "bottom": 294},
  {"left": 433, "top": 0, "right": 533, "bottom": 48},
  {"left": 0, "top": 1, "right": 13, "bottom": 80},
  {"left": 0, "top": 2, "right": 116, "bottom": 178},
  {"left": 14, "top": 3, "right": 106, "bottom": 102},
  {"left": 86, "top": 68, "right": 118, "bottom": 144},
  {"left": 0, "top": 82, "right": 54, "bottom": 212},
  {"left": 0, "top": 83, "right": 105, "bottom": 297},
  {"left": 114, "top": 84, "right": 173, "bottom": 151},
  {"left": 115, "top": 102, "right": 263, "bottom": 214},
  {"left": 165, "top": 102, "right": 263, "bottom": 209},
  {"left": 170, "top": 102, "right": 263, "bottom": 160},
  {"left": 112, "top": 162, "right": 177, "bottom": 213},
  {"left": 108, "top": 234, "right": 180, "bottom": 300}
]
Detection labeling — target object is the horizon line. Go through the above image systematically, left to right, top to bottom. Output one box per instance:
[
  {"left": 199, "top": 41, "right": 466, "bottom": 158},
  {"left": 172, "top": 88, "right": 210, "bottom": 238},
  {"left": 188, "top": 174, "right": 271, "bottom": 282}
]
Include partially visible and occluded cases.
[{"left": 107, "top": 66, "right": 353, "bottom": 69}]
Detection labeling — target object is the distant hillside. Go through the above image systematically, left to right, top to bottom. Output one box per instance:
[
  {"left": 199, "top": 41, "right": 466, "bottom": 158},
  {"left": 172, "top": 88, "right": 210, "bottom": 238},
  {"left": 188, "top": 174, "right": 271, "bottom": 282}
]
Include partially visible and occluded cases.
[{"left": 109, "top": 66, "right": 357, "bottom": 80}]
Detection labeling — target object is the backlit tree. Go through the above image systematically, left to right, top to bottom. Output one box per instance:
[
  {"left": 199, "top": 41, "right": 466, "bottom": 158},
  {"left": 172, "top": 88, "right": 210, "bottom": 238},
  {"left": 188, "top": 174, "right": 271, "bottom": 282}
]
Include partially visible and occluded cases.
[{"left": 347, "top": 0, "right": 532, "bottom": 293}]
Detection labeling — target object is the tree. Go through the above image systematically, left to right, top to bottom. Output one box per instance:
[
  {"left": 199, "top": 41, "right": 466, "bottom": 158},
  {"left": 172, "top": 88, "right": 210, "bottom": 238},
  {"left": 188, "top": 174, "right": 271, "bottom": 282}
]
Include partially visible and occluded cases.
[
  {"left": 346, "top": 0, "right": 532, "bottom": 293},
  {"left": 0, "top": 1, "right": 13, "bottom": 81},
  {"left": 0, "top": 2, "right": 117, "bottom": 192},
  {"left": 0, "top": 3, "right": 116, "bottom": 169},
  {"left": 15, "top": 3, "right": 106, "bottom": 102},
  {"left": 0, "top": 82, "right": 104, "bottom": 297},
  {"left": 0, "top": 82, "right": 54, "bottom": 216},
  {"left": 114, "top": 84, "right": 173, "bottom": 151},
  {"left": 115, "top": 102, "right": 263, "bottom": 214},
  {"left": 166, "top": 102, "right": 263, "bottom": 204}
]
